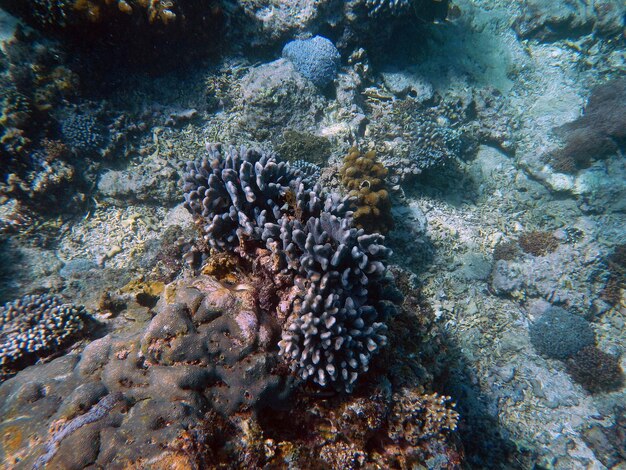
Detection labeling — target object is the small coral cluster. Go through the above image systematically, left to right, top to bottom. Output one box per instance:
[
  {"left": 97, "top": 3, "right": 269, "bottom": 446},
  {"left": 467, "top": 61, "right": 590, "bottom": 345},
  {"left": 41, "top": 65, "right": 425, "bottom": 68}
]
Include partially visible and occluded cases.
[
  {"left": 0, "top": 28, "right": 80, "bottom": 203},
  {"left": 367, "top": 97, "right": 465, "bottom": 182},
  {"left": 60, "top": 112, "right": 107, "bottom": 154},
  {"left": 183, "top": 144, "right": 393, "bottom": 392},
  {"left": 340, "top": 147, "right": 394, "bottom": 234},
  {"left": 518, "top": 230, "right": 559, "bottom": 257},
  {"left": 602, "top": 244, "right": 625, "bottom": 307},
  {"left": 0, "top": 293, "right": 88, "bottom": 380}
]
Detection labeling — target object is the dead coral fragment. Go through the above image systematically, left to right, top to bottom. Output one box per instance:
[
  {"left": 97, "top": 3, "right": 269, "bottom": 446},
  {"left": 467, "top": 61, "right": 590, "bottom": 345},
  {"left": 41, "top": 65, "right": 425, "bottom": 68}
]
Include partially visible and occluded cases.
[
  {"left": 341, "top": 147, "right": 394, "bottom": 234},
  {"left": 518, "top": 231, "right": 559, "bottom": 257}
]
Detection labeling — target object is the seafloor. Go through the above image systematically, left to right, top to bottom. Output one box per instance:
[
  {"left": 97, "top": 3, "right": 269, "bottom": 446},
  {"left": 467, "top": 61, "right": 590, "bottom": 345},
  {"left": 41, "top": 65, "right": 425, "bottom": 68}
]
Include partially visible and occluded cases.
[{"left": 0, "top": 0, "right": 625, "bottom": 468}]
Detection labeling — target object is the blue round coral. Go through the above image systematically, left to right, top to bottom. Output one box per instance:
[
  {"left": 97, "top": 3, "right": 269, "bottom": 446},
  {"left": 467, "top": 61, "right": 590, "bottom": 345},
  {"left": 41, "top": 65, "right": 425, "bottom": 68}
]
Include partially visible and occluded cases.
[{"left": 282, "top": 36, "right": 340, "bottom": 88}]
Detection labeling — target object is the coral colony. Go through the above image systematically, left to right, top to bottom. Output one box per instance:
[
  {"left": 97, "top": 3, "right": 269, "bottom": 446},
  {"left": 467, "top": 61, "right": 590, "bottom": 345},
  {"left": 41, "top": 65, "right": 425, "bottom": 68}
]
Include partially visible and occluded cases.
[{"left": 183, "top": 143, "right": 392, "bottom": 391}]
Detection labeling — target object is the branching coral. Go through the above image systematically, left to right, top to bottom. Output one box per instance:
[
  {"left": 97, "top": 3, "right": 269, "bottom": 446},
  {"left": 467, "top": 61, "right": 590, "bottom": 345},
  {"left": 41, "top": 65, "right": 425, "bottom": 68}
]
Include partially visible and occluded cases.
[
  {"left": 183, "top": 144, "right": 393, "bottom": 392},
  {"left": 341, "top": 147, "right": 394, "bottom": 235}
]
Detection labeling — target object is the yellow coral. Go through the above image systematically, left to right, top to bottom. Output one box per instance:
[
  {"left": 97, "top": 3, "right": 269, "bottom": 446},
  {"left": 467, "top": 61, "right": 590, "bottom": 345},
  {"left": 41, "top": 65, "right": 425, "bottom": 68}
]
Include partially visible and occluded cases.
[{"left": 340, "top": 148, "right": 393, "bottom": 234}]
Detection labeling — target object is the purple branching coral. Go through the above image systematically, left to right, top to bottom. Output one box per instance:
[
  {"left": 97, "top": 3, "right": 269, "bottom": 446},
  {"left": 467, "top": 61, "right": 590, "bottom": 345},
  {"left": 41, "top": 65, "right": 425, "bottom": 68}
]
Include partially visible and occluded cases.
[{"left": 183, "top": 144, "right": 393, "bottom": 392}]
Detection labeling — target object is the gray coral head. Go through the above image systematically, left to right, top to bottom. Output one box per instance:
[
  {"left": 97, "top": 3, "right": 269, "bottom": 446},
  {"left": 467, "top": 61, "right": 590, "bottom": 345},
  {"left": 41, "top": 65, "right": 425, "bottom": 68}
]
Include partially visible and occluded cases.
[{"left": 282, "top": 36, "right": 340, "bottom": 88}]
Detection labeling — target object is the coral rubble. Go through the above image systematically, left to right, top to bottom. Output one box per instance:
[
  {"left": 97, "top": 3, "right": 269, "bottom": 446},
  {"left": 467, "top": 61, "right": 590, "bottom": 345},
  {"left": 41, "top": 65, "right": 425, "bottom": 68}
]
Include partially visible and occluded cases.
[{"left": 341, "top": 147, "right": 394, "bottom": 234}]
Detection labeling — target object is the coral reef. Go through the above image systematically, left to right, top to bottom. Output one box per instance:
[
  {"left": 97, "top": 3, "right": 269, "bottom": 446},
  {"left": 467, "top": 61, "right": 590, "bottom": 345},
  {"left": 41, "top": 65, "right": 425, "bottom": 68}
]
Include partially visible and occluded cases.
[
  {"left": 0, "top": 27, "right": 80, "bottom": 204},
  {"left": 282, "top": 36, "right": 341, "bottom": 88},
  {"left": 545, "top": 78, "right": 626, "bottom": 174},
  {"left": 183, "top": 143, "right": 393, "bottom": 392},
  {"left": 341, "top": 147, "right": 394, "bottom": 234},
  {"left": 518, "top": 230, "right": 559, "bottom": 257},
  {"left": 0, "top": 270, "right": 462, "bottom": 468},
  {"left": 0, "top": 293, "right": 89, "bottom": 380},
  {"left": 529, "top": 306, "right": 595, "bottom": 360},
  {"left": 566, "top": 346, "right": 624, "bottom": 393}
]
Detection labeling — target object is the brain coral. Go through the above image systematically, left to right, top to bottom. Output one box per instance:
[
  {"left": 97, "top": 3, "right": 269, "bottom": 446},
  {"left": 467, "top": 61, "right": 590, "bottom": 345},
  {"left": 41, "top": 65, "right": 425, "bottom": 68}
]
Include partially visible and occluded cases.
[
  {"left": 282, "top": 36, "right": 341, "bottom": 88},
  {"left": 183, "top": 144, "right": 393, "bottom": 392},
  {"left": 529, "top": 306, "right": 595, "bottom": 360}
]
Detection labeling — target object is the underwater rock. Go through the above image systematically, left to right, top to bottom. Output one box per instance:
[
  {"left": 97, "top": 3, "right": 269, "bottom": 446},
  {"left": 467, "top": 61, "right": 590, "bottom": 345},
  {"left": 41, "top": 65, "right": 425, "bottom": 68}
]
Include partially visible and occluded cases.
[
  {"left": 282, "top": 36, "right": 341, "bottom": 88},
  {"left": 239, "top": 59, "right": 325, "bottom": 140},
  {"left": 381, "top": 68, "right": 434, "bottom": 101},
  {"left": 276, "top": 129, "right": 331, "bottom": 165},
  {"left": 97, "top": 161, "right": 179, "bottom": 205}
]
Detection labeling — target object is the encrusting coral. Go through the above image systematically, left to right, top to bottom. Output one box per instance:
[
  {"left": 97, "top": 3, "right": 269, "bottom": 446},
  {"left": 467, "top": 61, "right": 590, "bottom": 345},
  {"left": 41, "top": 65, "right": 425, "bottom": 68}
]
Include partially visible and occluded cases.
[
  {"left": 183, "top": 143, "right": 393, "bottom": 392},
  {"left": 341, "top": 147, "right": 394, "bottom": 235}
]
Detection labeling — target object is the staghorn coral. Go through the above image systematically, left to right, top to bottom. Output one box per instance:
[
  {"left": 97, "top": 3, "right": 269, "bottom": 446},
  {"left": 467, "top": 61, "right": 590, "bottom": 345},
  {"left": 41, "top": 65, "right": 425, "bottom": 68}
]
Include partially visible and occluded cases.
[
  {"left": 183, "top": 143, "right": 393, "bottom": 392},
  {"left": 341, "top": 147, "right": 394, "bottom": 235},
  {"left": 0, "top": 293, "right": 89, "bottom": 380}
]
